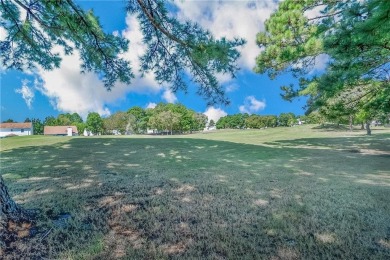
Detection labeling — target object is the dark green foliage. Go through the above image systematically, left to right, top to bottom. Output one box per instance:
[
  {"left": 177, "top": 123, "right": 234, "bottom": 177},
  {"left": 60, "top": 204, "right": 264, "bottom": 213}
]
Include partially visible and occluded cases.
[
  {"left": 255, "top": 0, "right": 390, "bottom": 119},
  {"left": 145, "top": 103, "right": 207, "bottom": 134},
  {"left": 127, "top": 107, "right": 148, "bottom": 134},
  {"left": 103, "top": 111, "right": 131, "bottom": 135},
  {"left": 86, "top": 112, "right": 103, "bottom": 135},
  {"left": 299, "top": 112, "right": 323, "bottom": 124},
  {"left": 70, "top": 113, "right": 83, "bottom": 124},
  {"left": 193, "top": 113, "right": 208, "bottom": 131},
  {"left": 278, "top": 113, "right": 296, "bottom": 127},
  {"left": 216, "top": 114, "right": 248, "bottom": 129},
  {"left": 245, "top": 115, "right": 278, "bottom": 129},
  {"left": 43, "top": 116, "right": 57, "bottom": 126},
  {"left": 23, "top": 118, "right": 31, "bottom": 123},
  {"left": 31, "top": 118, "right": 43, "bottom": 135},
  {"left": 2, "top": 119, "right": 15, "bottom": 123},
  {"left": 74, "top": 122, "right": 86, "bottom": 135}
]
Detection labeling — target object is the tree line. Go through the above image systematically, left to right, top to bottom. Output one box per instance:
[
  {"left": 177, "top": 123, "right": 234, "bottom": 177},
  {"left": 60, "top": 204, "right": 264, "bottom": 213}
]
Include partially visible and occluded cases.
[
  {"left": 1, "top": 103, "right": 207, "bottom": 135},
  {"left": 3, "top": 104, "right": 389, "bottom": 135},
  {"left": 215, "top": 112, "right": 315, "bottom": 129}
]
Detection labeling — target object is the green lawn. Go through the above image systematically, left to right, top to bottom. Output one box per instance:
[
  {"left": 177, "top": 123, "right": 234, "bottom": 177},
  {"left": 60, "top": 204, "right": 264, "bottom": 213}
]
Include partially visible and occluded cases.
[{"left": 1, "top": 125, "right": 390, "bottom": 259}]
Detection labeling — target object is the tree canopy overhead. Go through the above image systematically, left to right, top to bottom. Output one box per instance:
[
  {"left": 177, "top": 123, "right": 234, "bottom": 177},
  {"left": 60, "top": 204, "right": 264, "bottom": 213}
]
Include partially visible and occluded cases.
[
  {"left": 0, "top": 0, "right": 245, "bottom": 105},
  {"left": 255, "top": 0, "right": 390, "bottom": 117}
]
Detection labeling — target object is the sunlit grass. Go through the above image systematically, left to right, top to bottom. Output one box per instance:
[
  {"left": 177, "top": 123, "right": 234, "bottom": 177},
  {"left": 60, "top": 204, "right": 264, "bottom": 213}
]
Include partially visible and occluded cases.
[
  {"left": 1, "top": 125, "right": 390, "bottom": 259},
  {"left": 0, "top": 135, "right": 71, "bottom": 152}
]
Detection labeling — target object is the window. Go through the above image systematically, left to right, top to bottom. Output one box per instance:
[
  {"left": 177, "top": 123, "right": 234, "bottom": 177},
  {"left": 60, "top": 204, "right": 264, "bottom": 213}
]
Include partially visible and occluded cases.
[{"left": 21, "top": 129, "right": 24, "bottom": 133}]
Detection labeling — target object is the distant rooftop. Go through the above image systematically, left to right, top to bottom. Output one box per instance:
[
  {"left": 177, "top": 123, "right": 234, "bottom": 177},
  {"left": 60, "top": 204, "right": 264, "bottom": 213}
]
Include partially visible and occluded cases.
[
  {"left": 0, "top": 122, "right": 32, "bottom": 129},
  {"left": 44, "top": 126, "right": 78, "bottom": 135}
]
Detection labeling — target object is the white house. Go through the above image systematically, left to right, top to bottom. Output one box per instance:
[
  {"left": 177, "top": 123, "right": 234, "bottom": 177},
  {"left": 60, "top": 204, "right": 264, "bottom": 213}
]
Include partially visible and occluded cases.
[
  {"left": 0, "top": 122, "right": 33, "bottom": 137},
  {"left": 203, "top": 125, "right": 216, "bottom": 131},
  {"left": 146, "top": 128, "right": 157, "bottom": 134}
]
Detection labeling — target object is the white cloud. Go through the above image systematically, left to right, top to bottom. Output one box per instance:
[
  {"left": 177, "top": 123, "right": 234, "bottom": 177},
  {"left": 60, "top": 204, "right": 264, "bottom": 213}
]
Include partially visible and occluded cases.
[
  {"left": 174, "top": 1, "right": 278, "bottom": 70},
  {"left": 304, "top": 5, "right": 326, "bottom": 20},
  {"left": 30, "top": 14, "right": 165, "bottom": 118},
  {"left": 119, "top": 15, "right": 162, "bottom": 93},
  {"left": 0, "top": 27, "right": 7, "bottom": 41},
  {"left": 0, "top": 27, "right": 7, "bottom": 73},
  {"left": 34, "top": 48, "right": 116, "bottom": 118},
  {"left": 311, "top": 54, "right": 330, "bottom": 73},
  {"left": 15, "top": 80, "right": 34, "bottom": 109},
  {"left": 226, "top": 83, "right": 239, "bottom": 93},
  {"left": 162, "top": 89, "right": 177, "bottom": 103},
  {"left": 239, "top": 96, "right": 266, "bottom": 114},
  {"left": 146, "top": 102, "right": 157, "bottom": 109},
  {"left": 203, "top": 106, "right": 227, "bottom": 123}
]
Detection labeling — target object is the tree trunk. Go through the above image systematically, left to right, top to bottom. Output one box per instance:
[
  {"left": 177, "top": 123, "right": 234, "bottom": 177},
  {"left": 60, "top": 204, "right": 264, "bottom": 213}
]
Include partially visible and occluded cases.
[
  {"left": 349, "top": 115, "right": 353, "bottom": 132},
  {"left": 365, "top": 121, "right": 371, "bottom": 135},
  {"left": 361, "top": 122, "right": 365, "bottom": 130},
  {"left": 0, "top": 176, "right": 31, "bottom": 251}
]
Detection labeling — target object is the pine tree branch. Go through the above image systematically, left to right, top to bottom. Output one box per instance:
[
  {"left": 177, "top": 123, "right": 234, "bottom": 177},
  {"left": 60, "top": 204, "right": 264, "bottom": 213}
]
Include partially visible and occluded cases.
[
  {"left": 13, "top": 0, "right": 62, "bottom": 30},
  {"left": 136, "top": 0, "right": 190, "bottom": 48}
]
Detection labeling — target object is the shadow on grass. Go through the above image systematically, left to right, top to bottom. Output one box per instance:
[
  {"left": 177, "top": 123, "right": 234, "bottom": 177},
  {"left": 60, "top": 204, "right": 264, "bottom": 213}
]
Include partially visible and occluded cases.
[{"left": 1, "top": 136, "right": 390, "bottom": 259}]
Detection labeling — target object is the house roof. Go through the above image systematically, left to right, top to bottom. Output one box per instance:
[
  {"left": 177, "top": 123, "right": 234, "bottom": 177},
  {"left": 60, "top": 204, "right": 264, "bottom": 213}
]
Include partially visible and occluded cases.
[
  {"left": 0, "top": 122, "right": 32, "bottom": 129},
  {"left": 44, "top": 126, "right": 78, "bottom": 135}
]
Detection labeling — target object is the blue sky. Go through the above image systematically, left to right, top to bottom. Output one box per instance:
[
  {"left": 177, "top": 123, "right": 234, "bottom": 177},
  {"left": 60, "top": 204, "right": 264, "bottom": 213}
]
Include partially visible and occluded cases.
[{"left": 0, "top": 0, "right": 311, "bottom": 123}]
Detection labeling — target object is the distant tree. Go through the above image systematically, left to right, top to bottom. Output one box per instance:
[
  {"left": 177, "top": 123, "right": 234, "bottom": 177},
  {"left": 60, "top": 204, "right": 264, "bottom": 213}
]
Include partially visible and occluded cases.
[
  {"left": 172, "top": 104, "right": 194, "bottom": 133},
  {"left": 127, "top": 107, "right": 147, "bottom": 133},
  {"left": 355, "top": 109, "right": 375, "bottom": 135},
  {"left": 149, "top": 110, "right": 180, "bottom": 135},
  {"left": 103, "top": 111, "right": 130, "bottom": 134},
  {"left": 161, "top": 111, "right": 181, "bottom": 135},
  {"left": 86, "top": 112, "right": 103, "bottom": 135},
  {"left": 300, "top": 112, "right": 324, "bottom": 125},
  {"left": 70, "top": 113, "right": 83, "bottom": 124},
  {"left": 193, "top": 113, "right": 208, "bottom": 131},
  {"left": 278, "top": 113, "right": 296, "bottom": 127},
  {"left": 57, "top": 114, "right": 72, "bottom": 125},
  {"left": 148, "top": 114, "right": 161, "bottom": 133},
  {"left": 216, "top": 114, "right": 247, "bottom": 129},
  {"left": 244, "top": 115, "right": 277, "bottom": 129},
  {"left": 244, "top": 115, "right": 260, "bottom": 129},
  {"left": 264, "top": 115, "right": 278, "bottom": 127},
  {"left": 43, "top": 116, "right": 57, "bottom": 126},
  {"left": 216, "top": 116, "right": 228, "bottom": 129},
  {"left": 24, "top": 118, "right": 31, "bottom": 123},
  {"left": 31, "top": 118, "right": 43, "bottom": 135},
  {"left": 2, "top": 119, "right": 14, "bottom": 123},
  {"left": 209, "top": 119, "right": 215, "bottom": 128},
  {"left": 72, "top": 122, "right": 86, "bottom": 135}
]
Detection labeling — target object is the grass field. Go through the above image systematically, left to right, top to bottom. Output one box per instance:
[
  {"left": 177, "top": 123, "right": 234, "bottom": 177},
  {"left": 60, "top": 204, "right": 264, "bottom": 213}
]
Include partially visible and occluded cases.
[{"left": 1, "top": 125, "right": 390, "bottom": 259}]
